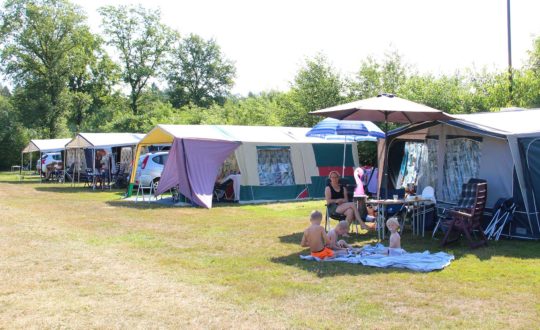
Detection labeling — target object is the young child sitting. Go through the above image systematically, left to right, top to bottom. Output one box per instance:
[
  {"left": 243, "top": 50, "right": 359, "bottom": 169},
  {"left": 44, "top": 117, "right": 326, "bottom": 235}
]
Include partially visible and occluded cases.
[
  {"left": 300, "top": 210, "right": 334, "bottom": 259},
  {"left": 386, "top": 217, "right": 404, "bottom": 256},
  {"left": 327, "top": 220, "right": 353, "bottom": 256}
]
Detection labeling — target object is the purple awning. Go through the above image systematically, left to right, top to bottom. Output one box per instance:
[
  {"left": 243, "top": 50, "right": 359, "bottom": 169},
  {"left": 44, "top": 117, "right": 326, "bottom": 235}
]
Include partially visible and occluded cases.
[{"left": 156, "top": 138, "right": 240, "bottom": 208}]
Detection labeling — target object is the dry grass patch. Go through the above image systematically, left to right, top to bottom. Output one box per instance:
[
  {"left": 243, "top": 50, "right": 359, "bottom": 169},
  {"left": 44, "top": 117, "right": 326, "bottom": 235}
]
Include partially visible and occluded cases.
[{"left": 0, "top": 173, "right": 539, "bottom": 328}]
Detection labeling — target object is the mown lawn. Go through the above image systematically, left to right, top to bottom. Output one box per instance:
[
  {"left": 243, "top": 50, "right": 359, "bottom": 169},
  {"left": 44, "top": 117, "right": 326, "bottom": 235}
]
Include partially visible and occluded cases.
[{"left": 0, "top": 171, "right": 539, "bottom": 329}]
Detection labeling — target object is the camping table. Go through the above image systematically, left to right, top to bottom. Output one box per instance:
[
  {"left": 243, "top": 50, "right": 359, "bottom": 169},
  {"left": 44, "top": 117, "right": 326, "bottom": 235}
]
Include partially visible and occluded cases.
[
  {"left": 11, "top": 165, "right": 21, "bottom": 172},
  {"left": 367, "top": 198, "right": 432, "bottom": 240},
  {"left": 367, "top": 198, "right": 406, "bottom": 241},
  {"left": 405, "top": 198, "right": 433, "bottom": 237}
]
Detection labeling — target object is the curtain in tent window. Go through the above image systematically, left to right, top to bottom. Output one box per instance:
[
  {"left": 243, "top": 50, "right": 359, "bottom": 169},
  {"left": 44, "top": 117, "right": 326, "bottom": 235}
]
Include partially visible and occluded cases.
[
  {"left": 442, "top": 137, "right": 481, "bottom": 202},
  {"left": 417, "top": 139, "right": 438, "bottom": 192},
  {"left": 396, "top": 142, "right": 424, "bottom": 189},
  {"left": 257, "top": 147, "right": 295, "bottom": 186}
]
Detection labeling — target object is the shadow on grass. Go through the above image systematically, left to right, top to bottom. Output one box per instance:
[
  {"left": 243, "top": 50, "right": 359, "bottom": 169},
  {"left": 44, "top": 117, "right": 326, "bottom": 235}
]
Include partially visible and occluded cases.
[
  {"left": 34, "top": 186, "right": 126, "bottom": 196},
  {"left": 106, "top": 199, "right": 194, "bottom": 210},
  {"left": 276, "top": 231, "right": 540, "bottom": 277},
  {"left": 271, "top": 251, "right": 412, "bottom": 277}
]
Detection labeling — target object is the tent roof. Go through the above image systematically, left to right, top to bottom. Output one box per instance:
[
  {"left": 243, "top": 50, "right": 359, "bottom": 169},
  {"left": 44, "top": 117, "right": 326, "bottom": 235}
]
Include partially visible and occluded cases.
[
  {"left": 389, "top": 108, "right": 540, "bottom": 140},
  {"left": 452, "top": 108, "right": 540, "bottom": 137},
  {"left": 139, "top": 124, "right": 361, "bottom": 145},
  {"left": 65, "top": 133, "right": 145, "bottom": 149},
  {"left": 22, "top": 138, "right": 71, "bottom": 153}
]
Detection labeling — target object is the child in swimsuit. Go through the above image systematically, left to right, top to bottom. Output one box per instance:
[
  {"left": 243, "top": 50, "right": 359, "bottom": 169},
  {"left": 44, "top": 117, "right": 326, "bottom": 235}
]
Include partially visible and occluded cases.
[
  {"left": 301, "top": 210, "right": 334, "bottom": 259},
  {"left": 386, "top": 217, "right": 405, "bottom": 256},
  {"left": 327, "top": 220, "right": 353, "bottom": 256}
]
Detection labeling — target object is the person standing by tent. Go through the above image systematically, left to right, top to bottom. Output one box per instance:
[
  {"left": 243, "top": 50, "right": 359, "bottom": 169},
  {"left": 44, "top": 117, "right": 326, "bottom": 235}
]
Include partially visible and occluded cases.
[{"left": 325, "top": 171, "right": 373, "bottom": 232}]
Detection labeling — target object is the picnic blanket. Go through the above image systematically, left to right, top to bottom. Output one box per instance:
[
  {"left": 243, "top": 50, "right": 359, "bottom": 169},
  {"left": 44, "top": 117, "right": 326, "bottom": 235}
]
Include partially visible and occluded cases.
[{"left": 300, "top": 244, "right": 454, "bottom": 272}]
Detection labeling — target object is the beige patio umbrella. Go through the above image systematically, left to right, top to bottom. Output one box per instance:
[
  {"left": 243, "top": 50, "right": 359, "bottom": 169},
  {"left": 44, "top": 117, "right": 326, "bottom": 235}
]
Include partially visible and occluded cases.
[{"left": 310, "top": 93, "right": 454, "bottom": 197}]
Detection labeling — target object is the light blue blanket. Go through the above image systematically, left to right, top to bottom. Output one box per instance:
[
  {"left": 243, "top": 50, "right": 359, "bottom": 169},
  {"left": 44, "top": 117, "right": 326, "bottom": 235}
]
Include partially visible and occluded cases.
[{"left": 300, "top": 244, "right": 454, "bottom": 272}]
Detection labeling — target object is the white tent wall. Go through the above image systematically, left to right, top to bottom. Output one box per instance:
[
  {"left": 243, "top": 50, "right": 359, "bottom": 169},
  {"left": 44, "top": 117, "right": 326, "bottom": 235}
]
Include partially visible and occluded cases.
[{"left": 478, "top": 137, "right": 513, "bottom": 207}]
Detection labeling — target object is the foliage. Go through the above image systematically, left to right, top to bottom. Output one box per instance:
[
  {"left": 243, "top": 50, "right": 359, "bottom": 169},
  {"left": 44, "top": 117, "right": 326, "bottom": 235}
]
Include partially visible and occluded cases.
[
  {"left": 0, "top": 0, "right": 94, "bottom": 138},
  {"left": 99, "top": 4, "right": 176, "bottom": 115},
  {"left": 166, "top": 33, "right": 236, "bottom": 108},
  {"left": 348, "top": 50, "right": 409, "bottom": 100},
  {"left": 289, "top": 54, "right": 345, "bottom": 127},
  {"left": 0, "top": 94, "right": 30, "bottom": 169}
]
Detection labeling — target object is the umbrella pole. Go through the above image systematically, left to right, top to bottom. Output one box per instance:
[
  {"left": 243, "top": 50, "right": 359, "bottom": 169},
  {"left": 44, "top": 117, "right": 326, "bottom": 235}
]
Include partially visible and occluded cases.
[
  {"left": 383, "top": 113, "right": 389, "bottom": 199},
  {"left": 342, "top": 137, "right": 347, "bottom": 177}
]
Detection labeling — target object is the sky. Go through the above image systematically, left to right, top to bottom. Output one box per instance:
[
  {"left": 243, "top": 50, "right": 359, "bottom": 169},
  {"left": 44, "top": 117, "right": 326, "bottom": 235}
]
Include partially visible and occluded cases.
[{"left": 72, "top": 0, "right": 540, "bottom": 96}]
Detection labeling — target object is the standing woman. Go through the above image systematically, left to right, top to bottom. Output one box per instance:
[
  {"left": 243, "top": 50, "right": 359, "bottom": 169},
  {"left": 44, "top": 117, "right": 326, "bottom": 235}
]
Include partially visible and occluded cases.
[{"left": 325, "top": 170, "right": 370, "bottom": 231}]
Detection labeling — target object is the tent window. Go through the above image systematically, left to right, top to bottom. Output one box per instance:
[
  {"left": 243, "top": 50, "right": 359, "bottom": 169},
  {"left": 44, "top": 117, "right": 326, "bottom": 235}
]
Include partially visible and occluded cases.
[
  {"left": 442, "top": 137, "right": 481, "bottom": 202},
  {"left": 417, "top": 138, "right": 438, "bottom": 192},
  {"left": 396, "top": 142, "right": 424, "bottom": 189},
  {"left": 257, "top": 147, "right": 295, "bottom": 186}
]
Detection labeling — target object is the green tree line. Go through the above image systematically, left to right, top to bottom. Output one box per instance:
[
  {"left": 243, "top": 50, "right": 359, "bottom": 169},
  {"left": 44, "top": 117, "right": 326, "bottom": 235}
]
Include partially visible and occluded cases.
[{"left": 2, "top": 0, "right": 540, "bottom": 169}]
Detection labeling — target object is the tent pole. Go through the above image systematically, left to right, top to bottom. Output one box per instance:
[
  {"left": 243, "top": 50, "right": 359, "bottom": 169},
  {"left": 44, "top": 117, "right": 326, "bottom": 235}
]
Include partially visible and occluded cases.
[
  {"left": 181, "top": 139, "right": 195, "bottom": 205},
  {"left": 127, "top": 143, "right": 144, "bottom": 197},
  {"left": 92, "top": 149, "right": 96, "bottom": 190},
  {"left": 39, "top": 151, "right": 43, "bottom": 183}
]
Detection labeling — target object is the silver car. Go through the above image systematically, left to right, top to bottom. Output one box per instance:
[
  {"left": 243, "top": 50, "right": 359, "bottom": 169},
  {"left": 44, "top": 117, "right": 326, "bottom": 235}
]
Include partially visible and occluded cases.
[{"left": 135, "top": 151, "right": 169, "bottom": 187}]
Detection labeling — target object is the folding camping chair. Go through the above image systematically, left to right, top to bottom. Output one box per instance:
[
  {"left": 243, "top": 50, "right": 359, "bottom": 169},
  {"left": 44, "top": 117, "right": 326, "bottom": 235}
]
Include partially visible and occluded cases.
[
  {"left": 135, "top": 174, "right": 155, "bottom": 202},
  {"left": 324, "top": 177, "right": 361, "bottom": 234},
  {"left": 213, "top": 178, "right": 234, "bottom": 202},
  {"left": 432, "top": 179, "right": 485, "bottom": 238},
  {"left": 440, "top": 181, "right": 488, "bottom": 248},
  {"left": 484, "top": 198, "right": 516, "bottom": 241}
]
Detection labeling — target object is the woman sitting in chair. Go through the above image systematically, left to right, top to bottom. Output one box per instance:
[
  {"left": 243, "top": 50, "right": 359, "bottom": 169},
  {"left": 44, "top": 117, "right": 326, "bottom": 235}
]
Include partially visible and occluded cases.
[{"left": 325, "top": 171, "right": 372, "bottom": 231}]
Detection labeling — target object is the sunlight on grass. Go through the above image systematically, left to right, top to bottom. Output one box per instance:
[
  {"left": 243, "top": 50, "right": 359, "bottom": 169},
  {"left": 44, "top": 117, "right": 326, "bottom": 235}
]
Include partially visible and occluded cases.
[{"left": 0, "top": 175, "right": 539, "bottom": 328}]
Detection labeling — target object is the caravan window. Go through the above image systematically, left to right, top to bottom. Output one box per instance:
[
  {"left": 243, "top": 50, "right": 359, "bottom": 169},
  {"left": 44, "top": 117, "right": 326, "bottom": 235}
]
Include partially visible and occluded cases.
[{"left": 257, "top": 147, "right": 295, "bottom": 186}]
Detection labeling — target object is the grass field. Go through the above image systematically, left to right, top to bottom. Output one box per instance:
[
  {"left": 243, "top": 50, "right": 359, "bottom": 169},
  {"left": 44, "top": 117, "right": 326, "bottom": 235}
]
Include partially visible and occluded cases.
[{"left": 0, "top": 171, "right": 539, "bottom": 329}]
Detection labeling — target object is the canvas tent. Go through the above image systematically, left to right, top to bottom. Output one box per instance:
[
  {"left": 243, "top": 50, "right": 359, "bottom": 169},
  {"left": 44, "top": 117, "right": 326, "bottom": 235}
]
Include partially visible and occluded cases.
[
  {"left": 386, "top": 108, "right": 540, "bottom": 239},
  {"left": 129, "top": 124, "right": 362, "bottom": 208},
  {"left": 65, "top": 133, "right": 145, "bottom": 182},
  {"left": 21, "top": 138, "right": 71, "bottom": 172}
]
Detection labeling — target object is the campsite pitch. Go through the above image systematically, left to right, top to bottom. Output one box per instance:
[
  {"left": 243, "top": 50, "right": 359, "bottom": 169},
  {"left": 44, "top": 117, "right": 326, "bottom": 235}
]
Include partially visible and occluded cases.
[{"left": 0, "top": 172, "right": 539, "bottom": 329}]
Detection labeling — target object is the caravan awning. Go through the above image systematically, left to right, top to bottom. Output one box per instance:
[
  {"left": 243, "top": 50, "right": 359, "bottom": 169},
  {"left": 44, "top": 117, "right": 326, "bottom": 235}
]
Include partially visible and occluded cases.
[
  {"left": 138, "top": 124, "right": 355, "bottom": 146},
  {"left": 65, "top": 133, "right": 145, "bottom": 149},
  {"left": 22, "top": 138, "right": 71, "bottom": 153}
]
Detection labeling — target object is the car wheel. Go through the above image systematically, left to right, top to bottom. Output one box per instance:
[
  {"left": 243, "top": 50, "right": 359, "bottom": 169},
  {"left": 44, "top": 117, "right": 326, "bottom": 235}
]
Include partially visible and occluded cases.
[{"left": 153, "top": 178, "right": 160, "bottom": 190}]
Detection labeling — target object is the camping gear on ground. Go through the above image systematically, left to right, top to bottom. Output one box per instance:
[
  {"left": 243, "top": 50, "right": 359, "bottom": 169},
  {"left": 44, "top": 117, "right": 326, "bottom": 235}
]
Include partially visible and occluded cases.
[
  {"left": 388, "top": 108, "right": 540, "bottom": 240},
  {"left": 65, "top": 133, "right": 144, "bottom": 189},
  {"left": 21, "top": 138, "right": 71, "bottom": 182},
  {"left": 135, "top": 174, "right": 156, "bottom": 202},
  {"left": 440, "top": 181, "right": 488, "bottom": 248},
  {"left": 484, "top": 198, "right": 517, "bottom": 241}
]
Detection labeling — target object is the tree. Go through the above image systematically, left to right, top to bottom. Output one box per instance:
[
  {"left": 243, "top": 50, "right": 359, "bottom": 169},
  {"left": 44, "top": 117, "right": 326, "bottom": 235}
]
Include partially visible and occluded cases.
[
  {"left": 0, "top": 0, "right": 95, "bottom": 137},
  {"left": 99, "top": 5, "right": 176, "bottom": 115},
  {"left": 66, "top": 31, "right": 120, "bottom": 131},
  {"left": 167, "top": 34, "right": 236, "bottom": 108},
  {"left": 348, "top": 50, "right": 409, "bottom": 100},
  {"left": 289, "top": 54, "right": 345, "bottom": 127}
]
